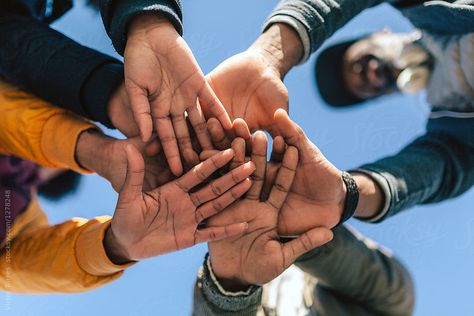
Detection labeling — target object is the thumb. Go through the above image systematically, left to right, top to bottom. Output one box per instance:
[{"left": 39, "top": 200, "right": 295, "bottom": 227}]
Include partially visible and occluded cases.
[
  {"left": 199, "top": 82, "right": 232, "bottom": 131},
  {"left": 273, "top": 109, "right": 319, "bottom": 163},
  {"left": 273, "top": 109, "right": 305, "bottom": 147},
  {"left": 119, "top": 144, "right": 145, "bottom": 201},
  {"left": 281, "top": 228, "right": 333, "bottom": 268}
]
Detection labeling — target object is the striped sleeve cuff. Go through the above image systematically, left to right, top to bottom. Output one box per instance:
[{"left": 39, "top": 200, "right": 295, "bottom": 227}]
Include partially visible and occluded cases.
[{"left": 198, "top": 254, "right": 262, "bottom": 312}]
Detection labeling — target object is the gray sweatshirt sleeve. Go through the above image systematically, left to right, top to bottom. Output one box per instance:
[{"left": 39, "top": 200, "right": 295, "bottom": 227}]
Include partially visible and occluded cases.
[
  {"left": 262, "top": 0, "right": 390, "bottom": 62},
  {"left": 354, "top": 116, "right": 474, "bottom": 223},
  {"left": 296, "top": 225, "right": 415, "bottom": 316},
  {"left": 192, "top": 255, "right": 263, "bottom": 316}
]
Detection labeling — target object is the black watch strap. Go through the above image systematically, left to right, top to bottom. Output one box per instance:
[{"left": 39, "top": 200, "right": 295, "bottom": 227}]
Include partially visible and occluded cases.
[{"left": 336, "top": 171, "right": 360, "bottom": 226}]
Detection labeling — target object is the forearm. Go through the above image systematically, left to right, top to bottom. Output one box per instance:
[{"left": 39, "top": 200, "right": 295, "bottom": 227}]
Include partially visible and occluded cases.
[
  {"left": 262, "top": 0, "right": 388, "bottom": 63},
  {"left": 0, "top": 13, "right": 123, "bottom": 127},
  {"left": 0, "top": 81, "right": 97, "bottom": 173},
  {"left": 353, "top": 121, "right": 474, "bottom": 223},
  {"left": 75, "top": 129, "right": 115, "bottom": 179},
  {"left": 0, "top": 202, "right": 132, "bottom": 293},
  {"left": 295, "top": 225, "right": 415, "bottom": 316}
]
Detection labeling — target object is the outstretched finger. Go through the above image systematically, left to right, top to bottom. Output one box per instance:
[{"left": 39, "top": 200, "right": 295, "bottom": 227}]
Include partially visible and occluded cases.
[
  {"left": 198, "top": 82, "right": 232, "bottom": 131},
  {"left": 126, "top": 83, "right": 153, "bottom": 142},
  {"left": 187, "top": 104, "right": 214, "bottom": 153},
  {"left": 152, "top": 106, "right": 183, "bottom": 177},
  {"left": 171, "top": 109, "right": 199, "bottom": 168},
  {"left": 273, "top": 109, "right": 318, "bottom": 165},
  {"left": 207, "top": 117, "right": 231, "bottom": 150},
  {"left": 233, "top": 118, "right": 252, "bottom": 154},
  {"left": 247, "top": 131, "right": 268, "bottom": 200},
  {"left": 263, "top": 136, "right": 286, "bottom": 198},
  {"left": 270, "top": 136, "right": 286, "bottom": 163},
  {"left": 230, "top": 137, "right": 246, "bottom": 170},
  {"left": 119, "top": 144, "right": 145, "bottom": 202},
  {"left": 267, "top": 146, "right": 298, "bottom": 210},
  {"left": 176, "top": 149, "right": 234, "bottom": 192},
  {"left": 189, "top": 162, "right": 254, "bottom": 206},
  {"left": 194, "top": 178, "right": 252, "bottom": 223},
  {"left": 195, "top": 222, "right": 249, "bottom": 244},
  {"left": 281, "top": 227, "right": 333, "bottom": 268}
]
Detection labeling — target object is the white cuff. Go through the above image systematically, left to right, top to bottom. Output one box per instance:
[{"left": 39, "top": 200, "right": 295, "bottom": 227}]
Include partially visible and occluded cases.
[{"left": 206, "top": 256, "right": 255, "bottom": 297}]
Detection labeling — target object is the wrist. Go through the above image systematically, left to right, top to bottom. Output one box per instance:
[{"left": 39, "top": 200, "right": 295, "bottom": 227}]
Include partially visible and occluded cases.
[
  {"left": 128, "top": 12, "right": 175, "bottom": 39},
  {"left": 249, "top": 23, "right": 303, "bottom": 78},
  {"left": 75, "top": 129, "right": 113, "bottom": 176},
  {"left": 351, "top": 172, "right": 384, "bottom": 219},
  {"left": 103, "top": 226, "right": 133, "bottom": 265},
  {"left": 208, "top": 255, "right": 251, "bottom": 292}
]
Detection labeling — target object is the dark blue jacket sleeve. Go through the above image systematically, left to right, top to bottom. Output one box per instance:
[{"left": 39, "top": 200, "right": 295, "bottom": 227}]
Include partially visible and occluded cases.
[
  {"left": 100, "top": 0, "right": 183, "bottom": 55},
  {"left": 0, "top": 3, "right": 123, "bottom": 128},
  {"left": 356, "top": 116, "right": 474, "bottom": 222}
]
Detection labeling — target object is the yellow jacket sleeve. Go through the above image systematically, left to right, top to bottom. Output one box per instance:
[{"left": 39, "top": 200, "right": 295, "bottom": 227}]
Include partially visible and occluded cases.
[
  {"left": 0, "top": 81, "right": 97, "bottom": 173},
  {"left": 0, "top": 198, "right": 135, "bottom": 293}
]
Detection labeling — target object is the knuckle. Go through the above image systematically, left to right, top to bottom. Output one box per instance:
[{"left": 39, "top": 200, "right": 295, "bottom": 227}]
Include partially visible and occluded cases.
[
  {"left": 193, "top": 121, "right": 207, "bottom": 133},
  {"left": 177, "top": 136, "right": 192, "bottom": 147},
  {"left": 210, "top": 156, "right": 221, "bottom": 169},
  {"left": 193, "top": 167, "right": 208, "bottom": 181},
  {"left": 230, "top": 170, "right": 242, "bottom": 183},
  {"left": 251, "top": 174, "right": 264, "bottom": 182},
  {"left": 274, "top": 182, "right": 288, "bottom": 192},
  {"left": 210, "top": 183, "right": 223, "bottom": 196},
  {"left": 190, "top": 193, "right": 201, "bottom": 206},
  {"left": 212, "top": 199, "right": 224, "bottom": 211},
  {"left": 195, "top": 209, "right": 205, "bottom": 223},
  {"left": 301, "top": 234, "right": 312, "bottom": 251}
]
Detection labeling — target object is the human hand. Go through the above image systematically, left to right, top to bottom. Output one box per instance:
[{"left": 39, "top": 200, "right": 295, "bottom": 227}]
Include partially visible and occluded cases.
[
  {"left": 124, "top": 14, "right": 231, "bottom": 176},
  {"left": 205, "top": 23, "right": 303, "bottom": 136},
  {"left": 206, "top": 51, "right": 288, "bottom": 136},
  {"left": 107, "top": 82, "right": 140, "bottom": 137},
  {"left": 272, "top": 109, "right": 346, "bottom": 235},
  {"left": 75, "top": 129, "right": 175, "bottom": 192},
  {"left": 207, "top": 132, "right": 333, "bottom": 290},
  {"left": 104, "top": 146, "right": 255, "bottom": 263}
]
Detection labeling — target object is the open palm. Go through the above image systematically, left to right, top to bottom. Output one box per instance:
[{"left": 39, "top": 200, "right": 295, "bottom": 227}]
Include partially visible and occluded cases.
[
  {"left": 125, "top": 15, "right": 231, "bottom": 176},
  {"left": 207, "top": 51, "right": 288, "bottom": 136},
  {"left": 272, "top": 110, "right": 346, "bottom": 236},
  {"left": 207, "top": 132, "right": 332, "bottom": 287},
  {"left": 109, "top": 146, "right": 255, "bottom": 261}
]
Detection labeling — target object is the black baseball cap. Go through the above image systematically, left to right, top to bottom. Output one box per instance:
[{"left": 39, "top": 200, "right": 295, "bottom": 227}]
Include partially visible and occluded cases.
[{"left": 315, "top": 38, "right": 366, "bottom": 108}]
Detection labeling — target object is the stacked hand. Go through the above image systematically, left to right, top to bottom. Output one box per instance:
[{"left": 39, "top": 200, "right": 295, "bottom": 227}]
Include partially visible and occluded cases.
[
  {"left": 82, "top": 12, "right": 351, "bottom": 285},
  {"left": 123, "top": 14, "right": 232, "bottom": 176},
  {"left": 206, "top": 51, "right": 288, "bottom": 136},
  {"left": 204, "top": 111, "right": 348, "bottom": 236},
  {"left": 76, "top": 130, "right": 174, "bottom": 192},
  {"left": 207, "top": 132, "right": 333, "bottom": 289},
  {"left": 104, "top": 146, "right": 255, "bottom": 263}
]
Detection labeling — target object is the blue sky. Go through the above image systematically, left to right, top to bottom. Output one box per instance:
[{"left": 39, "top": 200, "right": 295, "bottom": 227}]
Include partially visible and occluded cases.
[{"left": 2, "top": 0, "right": 474, "bottom": 315}]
